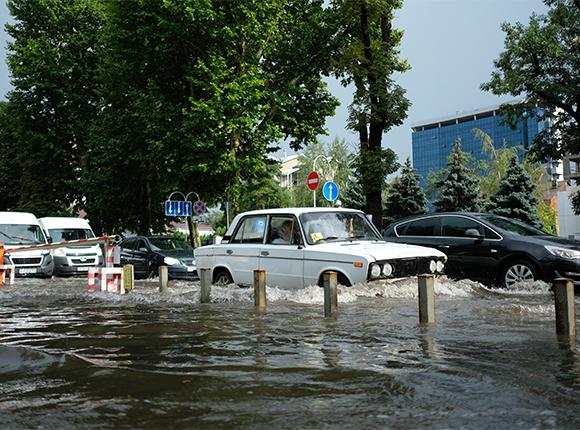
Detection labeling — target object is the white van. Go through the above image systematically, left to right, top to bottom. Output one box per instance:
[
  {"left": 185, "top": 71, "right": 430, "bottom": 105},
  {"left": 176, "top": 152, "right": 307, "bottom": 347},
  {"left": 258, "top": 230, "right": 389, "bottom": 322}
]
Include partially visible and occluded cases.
[
  {"left": 0, "top": 212, "right": 54, "bottom": 277},
  {"left": 38, "top": 217, "right": 103, "bottom": 276}
]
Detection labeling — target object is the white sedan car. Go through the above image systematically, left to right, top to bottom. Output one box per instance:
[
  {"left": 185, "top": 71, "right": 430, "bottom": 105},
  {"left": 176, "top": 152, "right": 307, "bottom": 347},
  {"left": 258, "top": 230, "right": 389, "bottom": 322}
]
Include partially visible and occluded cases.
[{"left": 195, "top": 208, "right": 446, "bottom": 289}]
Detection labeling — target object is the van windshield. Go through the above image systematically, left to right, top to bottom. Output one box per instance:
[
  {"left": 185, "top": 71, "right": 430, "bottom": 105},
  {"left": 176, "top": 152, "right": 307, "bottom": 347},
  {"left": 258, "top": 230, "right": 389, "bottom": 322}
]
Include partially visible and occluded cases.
[
  {"left": 0, "top": 224, "right": 46, "bottom": 245},
  {"left": 48, "top": 228, "right": 95, "bottom": 242}
]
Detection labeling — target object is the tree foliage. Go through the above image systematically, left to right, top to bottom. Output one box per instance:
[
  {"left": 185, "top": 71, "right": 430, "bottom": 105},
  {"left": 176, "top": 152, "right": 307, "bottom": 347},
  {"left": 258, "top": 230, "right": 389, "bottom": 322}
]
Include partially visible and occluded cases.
[
  {"left": 332, "top": 0, "right": 409, "bottom": 228},
  {"left": 481, "top": 0, "right": 580, "bottom": 161},
  {"left": 433, "top": 139, "right": 483, "bottom": 212},
  {"left": 486, "top": 154, "right": 544, "bottom": 228},
  {"left": 383, "top": 157, "right": 427, "bottom": 224}
]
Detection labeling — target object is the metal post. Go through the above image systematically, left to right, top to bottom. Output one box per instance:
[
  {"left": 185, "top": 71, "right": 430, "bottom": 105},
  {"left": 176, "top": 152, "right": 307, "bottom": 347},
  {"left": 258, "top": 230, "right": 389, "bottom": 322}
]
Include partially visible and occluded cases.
[
  {"left": 123, "top": 264, "right": 134, "bottom": 293},
  {"left": 159, "top": 265, "right": 169, "bottom": 292},
  {"left": 200, "top": 268, "right": 211, "bottom": 303},
  {"left": 254, "top": 270, "right": 266, "bottom": 309},
  {"left": 323, "top": 271, "right": 338, "bottom": 317},
  {"left": 418, "top": 274, "right": 436, "bottom": 324},
  {"left": 553, "top": 278, "right": 576, "bottom": 337}
]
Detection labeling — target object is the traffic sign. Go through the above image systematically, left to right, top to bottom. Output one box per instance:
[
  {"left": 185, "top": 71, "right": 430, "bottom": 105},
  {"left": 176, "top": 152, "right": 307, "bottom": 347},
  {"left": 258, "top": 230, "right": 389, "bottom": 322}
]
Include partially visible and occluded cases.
[
  {"left": 307, "top": 171, "right": 320, "bottom": 191},
  {"left": 322, "top": 181, "right": 339, "bottom": 202},
  {"left": 165, "top": 200, "right": 192, "bottom": 217},
  {"left": 193, "top": 200, "right": 206, "bottom": 215}
]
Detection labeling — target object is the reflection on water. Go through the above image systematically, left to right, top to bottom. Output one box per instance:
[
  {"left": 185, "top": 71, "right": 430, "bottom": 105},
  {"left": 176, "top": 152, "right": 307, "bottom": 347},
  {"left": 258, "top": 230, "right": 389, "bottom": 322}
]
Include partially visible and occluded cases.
[{"left": 0, "top": 276, "right": 579, "bottom": 429}]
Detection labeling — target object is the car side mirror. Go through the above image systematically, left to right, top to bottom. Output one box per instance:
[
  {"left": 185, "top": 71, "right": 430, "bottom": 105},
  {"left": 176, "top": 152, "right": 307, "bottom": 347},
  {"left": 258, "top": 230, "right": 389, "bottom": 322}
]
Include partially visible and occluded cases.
[{"left": 465, "top": 228, "right": 484, "bottom": 239}]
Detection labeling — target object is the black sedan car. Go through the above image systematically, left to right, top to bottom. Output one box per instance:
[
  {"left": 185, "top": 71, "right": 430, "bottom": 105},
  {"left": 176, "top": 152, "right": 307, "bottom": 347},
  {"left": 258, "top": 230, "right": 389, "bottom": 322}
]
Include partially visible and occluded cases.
[
  {"left": 383, "top": 212, "right": 580, "bottom": 288},
  {"left": 119, "top": 235, "right": 197, "bottom": 280}
]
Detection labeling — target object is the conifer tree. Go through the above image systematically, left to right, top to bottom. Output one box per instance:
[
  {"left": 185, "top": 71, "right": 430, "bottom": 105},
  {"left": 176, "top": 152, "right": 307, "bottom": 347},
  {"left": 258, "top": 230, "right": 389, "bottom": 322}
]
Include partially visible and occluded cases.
[
  {"left": 434, "top": 139, "right": 483, "bottom": 212},
  {"left": 486, "top": 154, "right": 543, "bottom": 228},
  {"left": 384, "top": 157, "right": 428, "bottom": 223}
]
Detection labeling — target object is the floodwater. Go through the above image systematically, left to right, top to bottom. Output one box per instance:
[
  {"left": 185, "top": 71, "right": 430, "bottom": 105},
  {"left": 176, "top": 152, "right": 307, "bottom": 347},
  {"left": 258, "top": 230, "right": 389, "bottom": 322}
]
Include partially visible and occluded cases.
[{"left": 0, "top": 276, "right": 579, "bottom": 429}]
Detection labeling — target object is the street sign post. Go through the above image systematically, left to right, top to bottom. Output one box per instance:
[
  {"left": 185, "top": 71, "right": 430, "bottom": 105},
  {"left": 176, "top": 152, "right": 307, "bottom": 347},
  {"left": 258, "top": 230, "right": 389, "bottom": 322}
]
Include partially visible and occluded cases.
[
  {"left": 307, "top": 171, "right": 320, "bottom": 191},
  {"left": 322, "top": 181, "right": 339, "bottom": 202},
  {"left": 165, "top": 200, "right": 192, "bottom": 217}
]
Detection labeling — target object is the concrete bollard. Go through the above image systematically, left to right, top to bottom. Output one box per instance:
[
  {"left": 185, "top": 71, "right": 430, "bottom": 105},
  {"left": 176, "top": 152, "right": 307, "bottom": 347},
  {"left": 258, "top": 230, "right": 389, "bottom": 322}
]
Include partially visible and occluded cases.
[
  {"left": 123, "top": 264, "right": 134, "bottom": 293},
  {"left": 159, "top": 265, "right": 169, "bottom": 292},
  {"left": 200, "top": 268, "right": 211, "bottom": 303},
  {"left": 254, "top": 269, "right": 266, "bottom": 309},
  {"left": 323, "top": 271, "right": 338, "bottom": 317},
  {"left": 418, "top": 274, "right": 436, "bottom": 324},
  {"left": 553, "top": 278, "right": 576, "bottom": 337}
]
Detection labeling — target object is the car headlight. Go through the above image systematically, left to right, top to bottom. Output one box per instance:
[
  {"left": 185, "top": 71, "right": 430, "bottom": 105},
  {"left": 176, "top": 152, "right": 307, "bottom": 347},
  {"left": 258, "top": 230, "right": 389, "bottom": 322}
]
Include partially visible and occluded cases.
[
  {"left": 545, "top": 245, "right": 580, "bottom": 260},
  {"left": 164, "top": 257, "right": 181, "bottom": 266},
  {"left": 429, "top": 260, "right": 437, "bottom": 273},
  {"left": 436, "top": 260, "right": 445, "bottom": 273},
  {"left": 370, "top": 263, "right": 382, "bottom": 278},
  {"left": 382, "top": 263, "right": 393, "bottom": 277}
]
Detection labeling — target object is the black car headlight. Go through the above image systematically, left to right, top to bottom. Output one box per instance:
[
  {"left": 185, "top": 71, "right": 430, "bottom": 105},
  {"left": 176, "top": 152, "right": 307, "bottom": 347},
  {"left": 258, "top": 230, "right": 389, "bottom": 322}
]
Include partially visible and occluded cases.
[{"left": 545, "top": 245, "right": 580, "bottom": 260}]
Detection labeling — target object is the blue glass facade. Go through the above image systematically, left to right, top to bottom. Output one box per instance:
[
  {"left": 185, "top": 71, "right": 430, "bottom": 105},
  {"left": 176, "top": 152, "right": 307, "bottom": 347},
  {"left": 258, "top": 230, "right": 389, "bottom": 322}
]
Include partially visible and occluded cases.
[{"left": 412, "top": 108, "right": 542, "bottom": 188}]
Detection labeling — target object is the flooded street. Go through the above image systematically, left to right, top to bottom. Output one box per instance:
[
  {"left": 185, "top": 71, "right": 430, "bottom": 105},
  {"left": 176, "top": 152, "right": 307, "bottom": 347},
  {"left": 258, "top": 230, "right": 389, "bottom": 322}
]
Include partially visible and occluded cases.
[{"left": 1, "top": 277, "right": 579, "bottom": 429}]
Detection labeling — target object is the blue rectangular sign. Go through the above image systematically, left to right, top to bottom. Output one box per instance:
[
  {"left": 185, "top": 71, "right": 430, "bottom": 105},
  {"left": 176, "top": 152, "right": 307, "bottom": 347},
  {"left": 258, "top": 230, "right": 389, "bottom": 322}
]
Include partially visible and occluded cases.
[{"left": 165, "top": 200, "right": 192, "bottom": 217}]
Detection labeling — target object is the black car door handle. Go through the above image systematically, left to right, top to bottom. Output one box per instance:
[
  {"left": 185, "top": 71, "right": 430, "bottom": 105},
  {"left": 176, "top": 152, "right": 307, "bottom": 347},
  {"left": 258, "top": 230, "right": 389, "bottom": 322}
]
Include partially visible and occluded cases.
[
  {"left": 226, "top": 250, "right": 233, "bottom": 255},
  {"left": 261, "top": 251, "right": 269, "bottom": 256}
]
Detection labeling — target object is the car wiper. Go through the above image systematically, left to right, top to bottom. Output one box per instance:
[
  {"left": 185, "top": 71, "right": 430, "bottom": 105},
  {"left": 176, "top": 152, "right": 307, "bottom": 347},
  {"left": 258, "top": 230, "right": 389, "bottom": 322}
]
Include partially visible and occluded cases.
[{"left": 319, "top": 236, "right": 340, "bottom": 242}]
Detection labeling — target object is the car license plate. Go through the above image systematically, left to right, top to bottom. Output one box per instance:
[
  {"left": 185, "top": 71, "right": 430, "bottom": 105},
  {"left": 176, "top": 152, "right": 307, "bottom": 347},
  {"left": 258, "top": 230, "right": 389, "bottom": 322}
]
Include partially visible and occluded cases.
[
  {"left": 76, "top": 266, "right": 90, "bottom": 272},
  {"left": 187, "top": 266, "right": 195, "bottom": 272},
  {"left": 19, "top": 268, "right": 37, "bottom": 274}
]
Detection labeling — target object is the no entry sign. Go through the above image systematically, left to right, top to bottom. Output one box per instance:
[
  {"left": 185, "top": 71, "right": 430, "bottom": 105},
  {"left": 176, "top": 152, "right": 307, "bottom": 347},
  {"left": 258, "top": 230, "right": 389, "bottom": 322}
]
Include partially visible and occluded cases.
[{"left": 307, "top": 171, "right": 320, "bottom": 191}]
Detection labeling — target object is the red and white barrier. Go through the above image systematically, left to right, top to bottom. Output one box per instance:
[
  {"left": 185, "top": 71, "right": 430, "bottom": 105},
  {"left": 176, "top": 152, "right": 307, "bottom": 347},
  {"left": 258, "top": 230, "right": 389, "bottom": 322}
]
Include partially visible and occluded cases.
[
  {"left": 87, "top": 246, "right": 125, "bottom": 294},
  {"left": 0, "top": 264, "right": 15, "bottom": 286}
]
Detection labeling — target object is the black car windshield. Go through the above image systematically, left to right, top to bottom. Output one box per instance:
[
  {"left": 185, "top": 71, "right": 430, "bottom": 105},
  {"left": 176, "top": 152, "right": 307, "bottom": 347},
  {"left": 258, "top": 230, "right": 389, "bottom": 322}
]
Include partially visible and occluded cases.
[
  {"left": 300, "top": 211, "right": 381, "bottom": 245},
  {"left": 479, "top": 215, "right": 548, "bottom": 236},
  {"left": 0, "top": 224, "right": 45, "bottom": 245},
  {"left": 149, "top": 237, "right": 193, "bottom": 251}
]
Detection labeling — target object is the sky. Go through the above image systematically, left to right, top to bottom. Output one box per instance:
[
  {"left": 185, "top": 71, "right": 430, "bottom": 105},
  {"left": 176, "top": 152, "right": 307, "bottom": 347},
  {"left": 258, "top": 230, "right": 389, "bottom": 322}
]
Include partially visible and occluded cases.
[{"left": 0, "top": 0, "right": 547, "bottom": 164}]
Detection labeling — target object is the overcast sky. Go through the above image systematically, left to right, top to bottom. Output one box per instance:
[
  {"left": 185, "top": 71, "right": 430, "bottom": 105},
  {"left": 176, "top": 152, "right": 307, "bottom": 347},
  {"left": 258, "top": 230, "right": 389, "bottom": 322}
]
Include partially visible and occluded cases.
[{"left": 0, "top": 0, "right": 547, "bottom": 163}]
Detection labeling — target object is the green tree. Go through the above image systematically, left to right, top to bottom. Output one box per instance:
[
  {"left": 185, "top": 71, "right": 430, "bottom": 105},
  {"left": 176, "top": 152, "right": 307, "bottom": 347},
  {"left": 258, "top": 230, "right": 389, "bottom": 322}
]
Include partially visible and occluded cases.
[
  {"left": 5, "top": 0, "right": 104, "bottom": 216},
  {"left": 332, "top": 0, "right": 410, "bottom": 228},
  {"left": 481, "top": 0, "right": 579, "bottom": 161},
  {"left": 0, "top": 102, "right": 21, "bottom": 210},
  {"left": 433, "top": 139, "right": 483, "bottom": 212},
  {"left": 486, "top": 154, "right": 543, "bottom": 228},
  {"left": 383, "top": 157, "right": 428, "bottom": 224},
  {"left": 239, "top": 161, "right": 291, "bottom": 212}
]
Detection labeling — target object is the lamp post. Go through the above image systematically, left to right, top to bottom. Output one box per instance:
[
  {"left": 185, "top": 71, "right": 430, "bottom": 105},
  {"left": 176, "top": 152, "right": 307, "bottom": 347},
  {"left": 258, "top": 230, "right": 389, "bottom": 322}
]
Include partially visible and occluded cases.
[{"left": 312, "top": 155, "right": 333, "bottom": 207}]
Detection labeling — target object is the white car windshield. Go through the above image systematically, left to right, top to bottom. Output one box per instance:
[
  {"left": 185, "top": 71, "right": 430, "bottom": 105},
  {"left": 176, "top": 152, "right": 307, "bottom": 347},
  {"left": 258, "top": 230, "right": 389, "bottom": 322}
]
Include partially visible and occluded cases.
[
  {"left": 300, "top": 211, "right": 381, "bottom": 245},
  {"left": 0, "top": 224, "right": 45, "bottom": 245},
  {"left": 48, "top": 228, "right": 95, "bottom": 242}
]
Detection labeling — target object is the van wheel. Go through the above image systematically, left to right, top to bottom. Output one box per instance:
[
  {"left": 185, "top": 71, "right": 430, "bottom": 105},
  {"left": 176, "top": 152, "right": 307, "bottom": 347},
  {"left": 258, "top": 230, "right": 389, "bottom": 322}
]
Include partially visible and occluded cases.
[
  {"left": 502, "top": 260, "right": 537, "bottom": 288},
  {"left": 213, "top": 270, "right": 233, "bottom": 286}
]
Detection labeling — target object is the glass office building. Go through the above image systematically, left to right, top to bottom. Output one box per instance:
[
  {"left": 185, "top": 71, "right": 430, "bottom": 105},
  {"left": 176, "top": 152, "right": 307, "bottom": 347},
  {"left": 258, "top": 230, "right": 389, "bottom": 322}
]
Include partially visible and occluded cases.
[{"left": 412, "top": 102, "right": 543, "bottom": 188}]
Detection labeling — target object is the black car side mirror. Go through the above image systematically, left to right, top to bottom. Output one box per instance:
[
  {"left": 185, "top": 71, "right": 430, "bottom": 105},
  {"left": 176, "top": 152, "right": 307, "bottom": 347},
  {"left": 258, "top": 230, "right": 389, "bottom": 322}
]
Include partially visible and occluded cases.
[{"left": 465, "top": 228, "right": 484, "bottom": 240}]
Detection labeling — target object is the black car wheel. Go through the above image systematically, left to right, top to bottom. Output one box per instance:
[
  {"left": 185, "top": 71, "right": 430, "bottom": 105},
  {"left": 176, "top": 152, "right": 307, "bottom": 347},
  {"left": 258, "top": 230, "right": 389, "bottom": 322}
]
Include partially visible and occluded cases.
[
  {"left": 502, "top": 260, "right": 537, "bottom": 288},
  {"left": 213, "top": 269, "right": 233, "bottom": 286}
]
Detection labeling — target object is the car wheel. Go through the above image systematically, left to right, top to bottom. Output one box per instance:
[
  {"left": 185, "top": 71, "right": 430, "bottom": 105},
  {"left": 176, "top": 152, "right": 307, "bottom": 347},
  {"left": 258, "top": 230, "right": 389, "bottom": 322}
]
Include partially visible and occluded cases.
[
  {"left": 502, "top": 260, "right": 537, "bottom": 288},
  {"left": 213, "top": 270, "right": 233, "bottom": 286},
  {"left": 318, "top": 272, "right": 351, "bottom": 287}
]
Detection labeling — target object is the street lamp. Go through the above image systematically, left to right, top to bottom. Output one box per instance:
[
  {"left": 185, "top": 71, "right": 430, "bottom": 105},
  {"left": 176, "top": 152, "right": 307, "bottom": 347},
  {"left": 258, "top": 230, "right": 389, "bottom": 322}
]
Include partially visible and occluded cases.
[{"left": 312, "top": 155, "right": 333, "bottom": 207}]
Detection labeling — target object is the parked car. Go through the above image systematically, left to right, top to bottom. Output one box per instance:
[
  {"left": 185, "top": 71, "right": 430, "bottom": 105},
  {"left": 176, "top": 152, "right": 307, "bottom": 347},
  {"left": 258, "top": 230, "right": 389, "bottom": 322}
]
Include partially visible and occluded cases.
[
  {"left": 194, "top": 208, "right": 446, "bottom": 289},
  {"left": 0, "top": 212, "right": 54, "bottom": 277},
  {"left": 383, "top": 212, "right": 580, "bottom": 288},
  {"left": 39, "top": 217, "right": 103, "bottom": 276},
  {"left": 119, "top": 236, "right": 197, "bottom": 280}
]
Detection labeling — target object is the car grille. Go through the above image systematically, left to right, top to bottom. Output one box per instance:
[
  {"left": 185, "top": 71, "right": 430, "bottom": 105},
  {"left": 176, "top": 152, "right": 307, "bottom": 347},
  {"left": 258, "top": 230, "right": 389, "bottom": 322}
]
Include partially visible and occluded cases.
[
  {"left": 11, "top": 257, "right": 42, "bottom": 266},
  {"left": 380, "top": 257, "right": 442, "bottom": 278},
  {"left": 71, "top": 258, "right": 96, "bottom": 265}
]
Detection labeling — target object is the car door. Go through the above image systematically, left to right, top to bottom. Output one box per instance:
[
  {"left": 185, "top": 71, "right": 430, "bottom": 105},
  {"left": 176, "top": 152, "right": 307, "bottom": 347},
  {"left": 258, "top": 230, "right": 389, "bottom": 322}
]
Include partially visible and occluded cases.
[
  {"left": 215, "top": 215, "right": 266, "bottom": 286},
  {"left": 259, "top": 215, "right": 304, "bottom": 289},
  {"left": 439, "top": 215, "right": 502, "bottom": 282},
  {"left": 120, "top": 238, "right": 137, "bottom": 267},
  {"left": 132, "top": 238, "right": 151, "bottom": 277}
]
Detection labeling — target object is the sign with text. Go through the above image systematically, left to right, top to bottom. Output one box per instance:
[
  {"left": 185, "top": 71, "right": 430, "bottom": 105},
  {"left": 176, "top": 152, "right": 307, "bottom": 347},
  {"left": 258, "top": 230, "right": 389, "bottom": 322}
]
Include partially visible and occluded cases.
[{"left": 165, "top": 200, "right": 192, "bottom": 217}]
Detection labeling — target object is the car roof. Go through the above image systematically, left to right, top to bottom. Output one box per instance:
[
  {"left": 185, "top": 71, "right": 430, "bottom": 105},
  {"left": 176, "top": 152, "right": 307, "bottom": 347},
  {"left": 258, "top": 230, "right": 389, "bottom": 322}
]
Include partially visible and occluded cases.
[
  {"left": 233, "top": 207, "right": 364, "bottom": 217},
  {"left": 388, "top": 212, "right": 487, "bottom": 225},
  {"left": 122, "top": 235, "right": 182, "bottom": 240}
]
